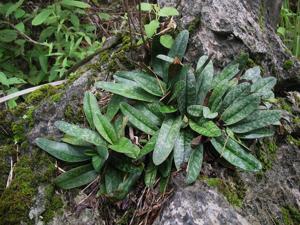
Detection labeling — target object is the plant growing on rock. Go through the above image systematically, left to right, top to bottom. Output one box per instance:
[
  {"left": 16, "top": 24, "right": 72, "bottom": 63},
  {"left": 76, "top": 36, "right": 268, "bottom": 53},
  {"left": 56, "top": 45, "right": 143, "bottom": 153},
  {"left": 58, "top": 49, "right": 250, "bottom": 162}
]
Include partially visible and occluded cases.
[{"left": 35, "top": 30, "right": 282, "bottom": 199}]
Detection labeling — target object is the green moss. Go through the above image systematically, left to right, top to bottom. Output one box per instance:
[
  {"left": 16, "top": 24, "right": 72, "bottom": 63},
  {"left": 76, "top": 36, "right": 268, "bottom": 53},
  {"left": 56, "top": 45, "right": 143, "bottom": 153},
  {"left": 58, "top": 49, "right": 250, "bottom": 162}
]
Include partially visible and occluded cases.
[
  {"left": 259, "top": 2, "right": 266, "bottom": 30},
  {"left": 188, "top": 17, "right": 201, "bottom": 34},
  {"left": 283, "top": 60, "right": 294, "bottom": 70},
  {"left": 25, "top": 84, "right": 61, "bottom": 105},
  {"left": 50, "top": 93, "right": 63, "bottom": 102},
  {"left": 278, "top": 98, "right": 293, "bottom": 113},
  {"left": 64, "top": 104, "right": 85, "bottom": 124},
  {"left": 11, "top": 120, "right": 26, "bottom": 143},
  {"left": 287, "top": 135, "right": 300, "bottom": 147},
  {"left": 256, "top": 137, "right": 278, "bottom": 172},
  {"left": 0, "top": 150, "right": 56, "bottom": 225},
  {"left": 204, "top": 177, "right": 245, "bottom": 208},
  {"left": 41, "top": 185, "right": 63, "bottom": 223},
  {"left": 281, "top": 205, "right": 300, "bottom": 225}
]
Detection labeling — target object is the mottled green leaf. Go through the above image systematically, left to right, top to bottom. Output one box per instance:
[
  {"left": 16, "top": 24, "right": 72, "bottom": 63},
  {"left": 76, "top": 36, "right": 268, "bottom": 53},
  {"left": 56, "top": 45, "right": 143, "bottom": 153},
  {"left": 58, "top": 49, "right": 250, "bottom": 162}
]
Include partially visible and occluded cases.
[
  {"left": 139, "top": 2, "right": 152, "bottom": 11},
  {"left": 168, "top": 30, "right": 189, "bottom": 60},
  {"left": 157, "top": 54, "right": 174, "bottom": 63},
  {"left": 195, "top": 56, "right": 214, "bottom": 104},
  {"left": 212, "top": 63, "right": 239, "bottom": 86},
  {"left": 241, "top": 66, "right": 261, "bottom": 82},
  {"left": 177, "top": 67, "right": 196, "bottom": 114},
  {"left": 114, "top": 71, "right": 166, "bottom": 96},
  {"left": 251, "top": 77, "right": 276, "bottom": 99},
  {"left": 208, "top": 79, "right": 237, "bottom": 112},
  {"left": 168, "top": 80, "right": 185, "bottom": 103},
  {"left": 95, "top": 81, "right": 158, "bottom": 102},
  {"left": 221, "top": 83, "right": 251, "bottom": 111},
  {"left": 83, "top": 92, "right": 101, "bottom": 129},
  {"left": 221, "top": 94, "right": 260, "bottom": 125},
  {"left": 106, "top": 95, "right": 124, "bottom": 121},
  {"left": 120, "top": 102, "right": 158, "bottom": 135},
  {"left": 135, "top": 104, "right": 162, "bottom": 126},
  {"left": 159, "top": 104, "right": 177, "bottom": 113},
  {"left": 187, "top": 105, "right": 204, "bottom": 117},
  {"left": 203, "top": 106, "right": 218, "bottom": 119},
  {"left": 229, "top": 110, "right": 281, "bottom": 133},
  {"left": 93, "top": 113, "right": 118, "bottom": 144},
  {"left": 153, "top": 116, "right": 182, "bottom": 165},
  {"left": 189, "top": 120, "right": 222, "bottom": 137},
  {"left": 54, "top": 121, "right": 105, "bottom": 146},
  {"left": 239, "top": 128, "right": 274, "bottom": 139},
  {"left": 174, "top": 130, "right": 193, "bottom": 170},
  {"left": 138, "top": 133, "right": 158, "bottom": 158},
  {"left": 61, "top": 135, "right": 92, "bottom": 147},
  {"left": 211, "top": 135, "right": 262, "bottom": 172},
  {"left": 109, "top": 137, "right": 140, "bottom": 159},
  {"left": 35, "top": 138, "right": 90, "bottom": 162},
  {"left": 186, "top": 144, "right": 203, "bottom": 184},
  {"left": 159, "top": 154, "right": 173, "bottom": 178},
  {"left": 92, "top": 155, "right": 105, "bottom": 172},
  {"left": 144, "top": 161, "right": 157, "bottom": 187},
  {"left": 54, "top": 164, "right": 97, "bottom": 189},
  {"left": 105, "top": 167, "right": 123, "bottom": 194},
  {"left": 114, "top": 170, "right": 142, "bottom": 199}
]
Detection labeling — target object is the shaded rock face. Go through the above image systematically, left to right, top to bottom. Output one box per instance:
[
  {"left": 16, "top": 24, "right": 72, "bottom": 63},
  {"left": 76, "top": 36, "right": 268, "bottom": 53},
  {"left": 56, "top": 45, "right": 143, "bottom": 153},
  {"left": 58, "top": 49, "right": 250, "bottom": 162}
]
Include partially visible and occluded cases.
[
  {"left": 159, "top": 0, "right": 300, "bottom": 92},
  {"left": 153, "top": 180, "right": 251, "bottom": 225}
]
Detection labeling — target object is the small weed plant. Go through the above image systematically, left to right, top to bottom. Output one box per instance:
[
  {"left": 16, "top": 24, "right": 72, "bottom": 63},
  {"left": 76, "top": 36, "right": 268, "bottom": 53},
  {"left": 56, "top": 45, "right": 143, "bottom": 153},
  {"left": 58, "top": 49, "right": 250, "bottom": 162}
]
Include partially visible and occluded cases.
[
  {"left": 0, "top": 0, "right": 104, "bottom": 107},
  {"left": 36, "top": 30, "right": 282, "bottom": 199}
]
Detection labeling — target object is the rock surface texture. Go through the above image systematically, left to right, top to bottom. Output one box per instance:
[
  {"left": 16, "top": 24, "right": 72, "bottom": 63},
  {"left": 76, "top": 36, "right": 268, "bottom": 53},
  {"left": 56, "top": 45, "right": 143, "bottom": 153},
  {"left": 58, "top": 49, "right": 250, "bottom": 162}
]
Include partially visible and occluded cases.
[
  {"left": 159, "top": 0, "right": 300, "bottom": 92},
  {"left": 153, "top": 180, "right": 251, "bottom": 225}
]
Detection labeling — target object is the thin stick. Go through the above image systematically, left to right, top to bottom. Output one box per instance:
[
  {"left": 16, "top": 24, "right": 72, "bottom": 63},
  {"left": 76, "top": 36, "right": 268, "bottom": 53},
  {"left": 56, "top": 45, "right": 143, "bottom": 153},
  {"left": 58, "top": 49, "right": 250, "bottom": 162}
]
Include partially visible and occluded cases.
[
  {"left": 0, "top": 80, "right": 67, "bottom": 104},
  {"left": 6, "top": 157, "right": 14, "bottom": 188}
]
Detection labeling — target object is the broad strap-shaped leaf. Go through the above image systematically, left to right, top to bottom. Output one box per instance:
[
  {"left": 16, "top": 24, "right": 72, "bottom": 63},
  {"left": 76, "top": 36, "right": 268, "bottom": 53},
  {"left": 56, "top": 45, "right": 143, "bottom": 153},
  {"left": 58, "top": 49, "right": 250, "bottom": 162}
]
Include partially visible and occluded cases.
[
  {"left": 168, "top": 30, "right": 189, "bottom": 60},
  {"left": 156, "top": 54, "right": 174, "bottom": 63},
  {"left": 195, "top": 56, "right": 214, "bottom": 105},
  {"left": 212, "top": 63, "right": 239, "bottom": 86},
  {"left": 177, "top": 66, "right": 196, "bottom": 114},
  {"left": 241, "top": 66, "right": 261, "bottom": 82},
  {"left": 114, "top": 71, "right": 166, "bottom": 96},
  {"left": 251, "top": 77, "right": 276, "bottom": 99},
  {"left": 208, "top": 79, "right": 237, "bottom": 112},
  {"left": 168, "top": 80, "right": 185, "bottom": 103},
  {"left": 95, "top": 81, "right": 158, "bottom": 102},
  {"left": 221, "top": 83, "right": 251, "bottom": 112},
  {"left": 83, "top": 92, "right": 94, "bottom": 129},
  {"left": 221, "top": 94, "right": 260, "bottom": 125},
  {"left": 106, "top": 95, "right": 125, "bottom": 121},
  {"left": 120, "top": 102, "right": 158, "bottom": 135},
  {"left": 144, "top": 102, "right": 164, "bottom": 119},
  {"left": 135, "top": 104, "right": 162, "bottom": 127},
  {"left": 158, "top": 104, "right": 178, "bottom": 113},
  {"left": 187, "top": 105, "right": 204, "bottom": 117},
  {"left": 203, "top": 106, "right": 218, "bottom": 119},
  {"left": 229, "top": 110, "right": 281, "bottom": 133},
  {"left": 93, "top": 112, "right": 118, "bottom": 144},
  {"left": 153, "top": 116, "right": 182, "bottom": 165},
  {"left": 189, "top": 120, "right": 222, "bottom": 137},
  {"left": 54, "top": 121, "right": 105, "bottom": 146},
  {"left": 239, "top": 128, "right": 274, "bottom": 139},
  {"left": 174, "top": 130, "right": 193, "bottom": 170},
  {"left": 138, "top": 133, "right": 158, "bottom": 158},
  {"left": 61, "top": 135, "right": 92, "bottom": 147},
  {"left": 211, "top": 135, "right": 262, "bottom": 172},
  {"left": 109, "top": 137, "right": 140, "bottom": 159},
  {"left": 35, "top": 138, "right": 90, "bottom": 162},
  {"left": 186, "top": 144, "right": 203, "bottom": 184},
  {"left": 96, "top": 145, "right": 109, "bottom": 159},
  {"left": 92, "top": 155, "right": 105, "bottom": 173},
  {"left": 110, "top": 156, "right": 144, "bottom": 173},
  {"left": 144, "top": 161, "right": 157, "bottom": 187},
  {"left": 54, "top": 164, "right": 97, "bottom": 189},
  {"left": 105, "top": 167, "right": 123, "bottom": 194}
]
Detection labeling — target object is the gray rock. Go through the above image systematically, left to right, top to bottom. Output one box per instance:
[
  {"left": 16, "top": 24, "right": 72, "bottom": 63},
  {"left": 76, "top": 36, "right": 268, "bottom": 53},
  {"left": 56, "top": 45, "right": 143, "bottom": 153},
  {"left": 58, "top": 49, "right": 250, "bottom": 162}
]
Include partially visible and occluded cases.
[
  {"left": 158, "top": 0, "right": 300, "bottom": 92},
  {"left": 153, "top": 179, "right": 251, "bottom": 225}
]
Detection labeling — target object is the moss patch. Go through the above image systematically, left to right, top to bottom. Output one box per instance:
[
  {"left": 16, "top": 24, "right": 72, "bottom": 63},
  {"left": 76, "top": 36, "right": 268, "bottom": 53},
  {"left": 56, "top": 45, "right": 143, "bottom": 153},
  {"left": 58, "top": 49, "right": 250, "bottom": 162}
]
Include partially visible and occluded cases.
[
  {"left": 188, "top": 17, "right": 201, "bottom": 34},
  {"left": 283, "top": 60, "right": 294, "bottom": 70},
  {"left": 287, "top": 135, "right": 300, "bottom": 148},
  {"left": 256, "top": 137, "right": 278, "bottom": 172},
  {"left": 0, "top": 150, "right": 56, "bottom": 225},
  {"left": 203, "top": 177, "right": 246, "bottom": 208},
  {"left": 281, "top": 205, "right": 300, "bottom": 225}
]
